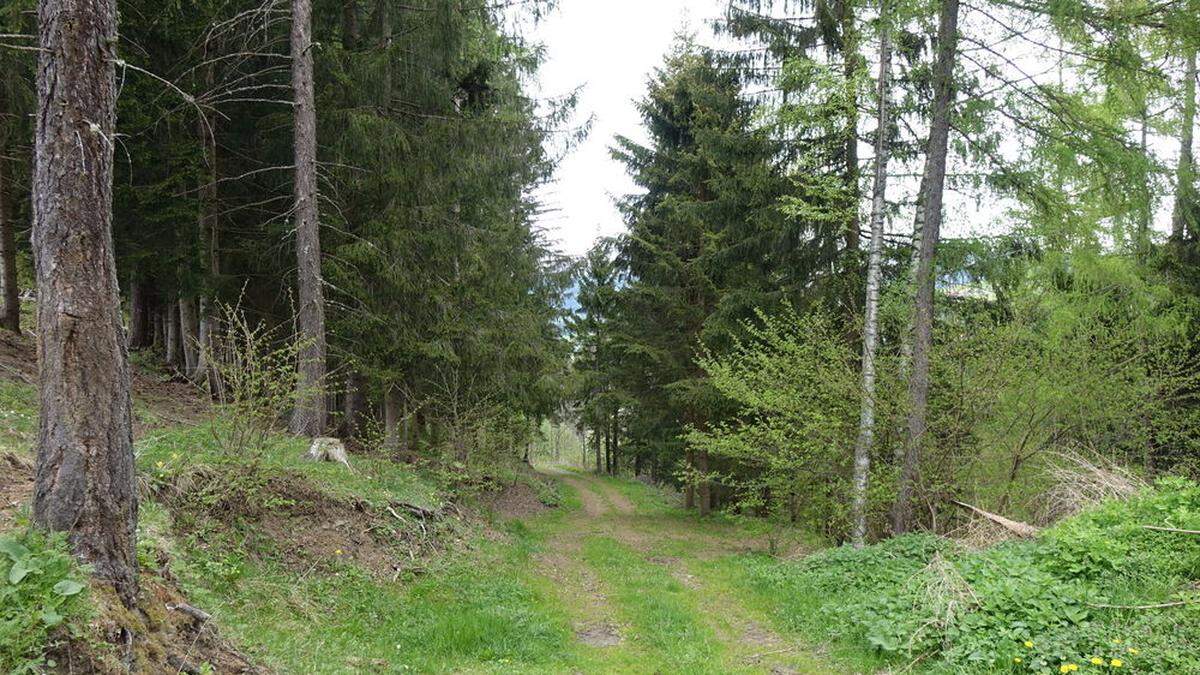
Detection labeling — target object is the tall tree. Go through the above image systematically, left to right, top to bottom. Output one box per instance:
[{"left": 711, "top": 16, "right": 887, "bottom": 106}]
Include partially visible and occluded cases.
[
  {"left": 31, "top": 0, "right": 137, "bottom": 606},
  {"left": 290, "top": 0, "right": 328, "bottom": 436},
  {"left": 850, "top": 0, "right": 893, "bottom": 549},
  {"left": 893, "top": 0, "right": 960, "bottom": 534},
  {"left": 1172, "top": 47, "right": 1197, "bottom": 241}
]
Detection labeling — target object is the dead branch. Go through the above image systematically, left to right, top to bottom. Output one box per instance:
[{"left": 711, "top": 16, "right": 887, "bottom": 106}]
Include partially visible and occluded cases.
[{"left": 951, "top": 500, "right": 1041, "bottom": 538}]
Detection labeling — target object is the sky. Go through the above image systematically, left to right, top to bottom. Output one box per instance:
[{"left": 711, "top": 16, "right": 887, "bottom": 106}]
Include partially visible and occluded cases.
[{"left": 528, "top": 0, "right": 727, "bottom": 258}]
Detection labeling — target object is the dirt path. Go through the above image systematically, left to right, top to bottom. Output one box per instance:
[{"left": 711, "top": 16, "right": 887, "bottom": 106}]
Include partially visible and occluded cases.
[{"left": 530, "top": 469, "right": 833, "bottom": 674}]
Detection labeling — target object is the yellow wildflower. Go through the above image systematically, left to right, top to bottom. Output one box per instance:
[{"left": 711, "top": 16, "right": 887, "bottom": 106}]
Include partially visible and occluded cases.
[
  {"left": 155, "top": 461, "right": 164, "bottom": 469},
  {"left": 335, "top": 549, "right": 344, "bottom": 556},
  {"left": 1112, "top": 638, "right": 1122, "bottom": 644},
  {"left": 1024, "top": 641, "right": 1034, "bottom": 648},
  {"left": 1126, "top": 648, "right": 1139, "bottom": 655},
  {"left": 1013, "top": 657, "right": 1023, "bottom": 664},
  {"left": 1090, "top": 657, "right": 1105, "bottom": 666},
  {"left": 1111, "top": 659, "right": 1123, "bottom": 668},
  {"left": 1059, "top": 665, "right": 1079, "bottom": 674}
]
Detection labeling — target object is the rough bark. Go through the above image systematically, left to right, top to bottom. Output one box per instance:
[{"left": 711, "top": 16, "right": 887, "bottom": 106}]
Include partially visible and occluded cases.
[
  {"left": 31, "top": 0, "right": 138, "bottom": 607},
  {"left": 289, "top": 0, "right": 328, "bottom": 437},
  {"left": 894, "top": 0, "right": 959, "bottom": 535},
  {"left": 851, "top": 10, "right": 892, "bottom": 549},
  {"left": 1172, "top": 48, "right": 1197, "bottom": 240},
  {"left": 0, "top": 148, "right": 19, "bottom": 333}
]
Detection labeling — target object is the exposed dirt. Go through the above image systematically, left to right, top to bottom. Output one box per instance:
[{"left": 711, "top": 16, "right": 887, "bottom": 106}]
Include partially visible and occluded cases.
[
  {"left": 0, "top": 451, "right": 33, "bottom": 530},
  {"left": 156, "top": 467, "right": 455, "bottom": 581},
  {"left": 478, "top": 472, "right": 554, "bottom": 520}
]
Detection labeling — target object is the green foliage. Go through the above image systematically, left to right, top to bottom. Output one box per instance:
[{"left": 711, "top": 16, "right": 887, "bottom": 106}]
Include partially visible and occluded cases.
[
  {"left": 738, "top": 481, "right": 1200, "bottom": 673},
  {"left": 0, "top": 530, "right": 90, "bottom": 674}
]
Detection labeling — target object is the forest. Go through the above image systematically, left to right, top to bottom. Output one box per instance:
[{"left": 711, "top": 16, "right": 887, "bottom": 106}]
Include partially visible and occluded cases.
[{"left": 1, "top": 0, "right": 1199, "bottom": 672}]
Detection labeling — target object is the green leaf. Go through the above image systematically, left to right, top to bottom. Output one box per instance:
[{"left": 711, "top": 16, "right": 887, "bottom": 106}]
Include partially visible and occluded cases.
[
  {"left": 0, "top": 537, "right": 30, "bottom": 561},
  {"left": 9, "top": 558, "right": 32, "bottom": 584},
  {"left": 53, "top": 579, "right": 86, "bottom": 596},
  {"left": 41, "top": 608, "right": 63, "bottom": 627}
]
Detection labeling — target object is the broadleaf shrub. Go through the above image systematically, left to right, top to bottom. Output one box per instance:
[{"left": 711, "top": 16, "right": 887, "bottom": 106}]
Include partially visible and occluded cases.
[{"left": 0, "top": 530, "right": 91, "bottom": 673}]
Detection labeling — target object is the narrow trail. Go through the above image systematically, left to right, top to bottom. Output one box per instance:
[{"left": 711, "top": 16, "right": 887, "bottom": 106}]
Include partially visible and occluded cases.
[{"left": 529, "top": 468, "right": 834, "bottom": 674}]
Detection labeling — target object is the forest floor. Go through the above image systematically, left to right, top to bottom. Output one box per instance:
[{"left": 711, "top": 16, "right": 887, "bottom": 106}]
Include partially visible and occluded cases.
[{"left": 520, "top": 467, "right": 835, "bottom": 674}]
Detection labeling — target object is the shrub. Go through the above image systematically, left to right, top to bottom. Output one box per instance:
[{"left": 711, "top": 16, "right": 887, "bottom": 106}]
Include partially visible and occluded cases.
[{"left": 0, "top": 530, "right": 90, "bottom": 673}]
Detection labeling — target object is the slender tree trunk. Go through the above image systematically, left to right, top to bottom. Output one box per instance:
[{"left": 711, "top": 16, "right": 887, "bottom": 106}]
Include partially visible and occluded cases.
[
  {"left": 32, "top": 0, "right": 137, "bottom": 607},
  {"left": 289, "top": 0, "right": 328, "bottom": 437},
  {"left": 342, "top": 0, "right": 359, "bottom": 50},
  {"left": 378, "top": 0, "right": 392, "bottom": 112},
  {"left": 839, "top": 0, "right": 861, "bottom": 252},
  {"left": 893, "top": 0, "right": 959, "bottom": 535},
  {"left": 851, "top": 9, "right": 892, "bottom": 549},
  {"left": 1172, "top": 47, "right": 1197, "bottom": 240},
  {"left": 194, "top": 69, "right": 219, "bottom": 389},
  {"left": 0, "top": 148, "right": 19, "bottom": 333},
  {"left": 128, "top": 277, "right": 149, "bottom": 349},
  {"left": 179, "top": 297, "right": 198, "bottom": 374},
  {"left": 166, "top": 299, "right": 181, "bottom": 369},
  {"left": 343, "top": 370, "right": 366, "bottom": 438},
  {"left": 384, "top": 386, "right": 401, "bottom": 450},
  {"left": 610, "top": 412, "right": 619, "bottom": 475},
  {"left": 603, "top": 422, "right": 611, "bottom": 474},
  {"left": 594, "top": 428, "right": 601, "bottom": 473},
  {"left": 684, "top": 449, "right": 695, "bottom": 509},
  {"left": 697, "top": 450, "right": 711, "bottom": 516}
]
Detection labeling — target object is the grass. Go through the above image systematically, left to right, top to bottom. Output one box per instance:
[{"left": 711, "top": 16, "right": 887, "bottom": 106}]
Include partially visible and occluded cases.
[{"left": 728, "top": 479, "right": 1200, "bottom": 674}]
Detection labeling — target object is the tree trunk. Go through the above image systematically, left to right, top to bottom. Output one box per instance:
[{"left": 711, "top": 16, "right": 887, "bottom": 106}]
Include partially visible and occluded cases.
[
  {"left": 31, "top": 0, "right": 137, "bottom": 607},
  {"left": 289, "top": 0, "right": 328, "bottom": 437},
  {"left": 342, "top": 0, "right": 360, "bottom": 50},
  {"left": 378, "top": 0, "right": 392, "bottom": 112},
  {"left": 839, "top": 0, "right": 861, "bottom": 252},
  {"left": 894, "top": 0, "right": 959, "bottom": 535},
  {"left": 851, "top": 4, "right": 892, "bottom": 549},
  {"left": 1172, "top": 47, "right": 1197, "bottom": 240},
  {"left": 194, "top": 69, "right": 219, "bottom": 390},
  {"left": 0, "top": 147, "right": 19, "bottom": 333},
  {"left": 128, "top": 277, "right": 149, "bottom": 350},
  {"left": 179, "top": 297, "right": 198, "bottom": 374},
  {"left": 166, "top": 299, "right": 181, "bottom": 369},
  {"left": 343, "top": 370, "right": 366, "bottom": 438},
  {"left": 384, "top": 386, "right": 401, "bottom": 450},
  {"left": 610, "top": 413, "right": 619, "bottom": 475},
  {"left": 603, "top": 422, "right": 611, "bottom": 474},
  {"left": 594, "top": 428, "right": 601, "bottom": 473},
  {"left": 684, "top": 450, "right": 695, "bottom": 509},
  {"left": 697, "top": 450, "right": 711, "bottom": 516}
]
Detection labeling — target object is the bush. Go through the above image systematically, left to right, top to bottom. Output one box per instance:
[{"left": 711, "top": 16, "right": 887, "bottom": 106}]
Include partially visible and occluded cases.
[
  {"left": 742, "top": 480, "right": 1200, "bottom": 673},
  {"left": 0, "top": 530, "right": 91, "bottom": 673}
]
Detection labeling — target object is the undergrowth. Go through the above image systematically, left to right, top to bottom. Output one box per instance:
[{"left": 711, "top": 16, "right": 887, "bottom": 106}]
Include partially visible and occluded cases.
[
  {"left": 737, "top": 478, "right": 1200, "bottom": 674},
  {"left": 0, "top": 529, "right": 91, "bottom": 674}
]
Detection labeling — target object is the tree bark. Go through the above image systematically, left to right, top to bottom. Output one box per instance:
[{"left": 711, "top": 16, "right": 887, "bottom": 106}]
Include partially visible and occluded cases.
[
  {"left": 31, "top": 0, "right": 137, "bottom": 607},
  {"left": 289, "top": 0, "right": 328, "bottom": 437},
  {"left": 342, "top": 0, "right": 360, "bottom": 50},
  {"left": 838, "top": 0, "right": 861, "bottom": 252},
  {"left": 894, "top": 0, "right": 959, "bottom": 535},
  {"left": 851, "top": 7, "right": 892, "bottom": 549},
  {"left": 1172, "top": 47, "right": 1197, "bottom": 240},
  {"left": 0, "top": 147, "right": 19, "bottom": 333},
  {"left": 128, "top": 277, "right": 150, "bottom": 350},
  {"left": 179, "top": 297, "right": 198, "bottom": 374},
  {"left": 166, "top": 299, "right": 181, "bottom": 369},
  {"left": 343, "top": 369, "right": 366, "bottom": 438},
  {"left": 384, "top": 386, "right": 401, "bottom": 450},
  {"left": 610, "top": 412, "right": 619, "bottom": 475},
  {"left": 594, "top": 428, "right": 601, "bottom": 473},
  {"left": 697, "top": 450, "right": 711, "bottom": 516}
]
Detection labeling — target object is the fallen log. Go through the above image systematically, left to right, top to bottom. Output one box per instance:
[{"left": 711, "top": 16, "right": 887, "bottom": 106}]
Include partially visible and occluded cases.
[{"left": 951, "top": 500, "right": 1041, "bottom": 538}]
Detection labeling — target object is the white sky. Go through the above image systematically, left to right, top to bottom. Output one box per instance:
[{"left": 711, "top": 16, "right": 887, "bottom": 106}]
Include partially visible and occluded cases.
[{"left": 530, "top": 0, "right": 727, "bottom": 257}]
